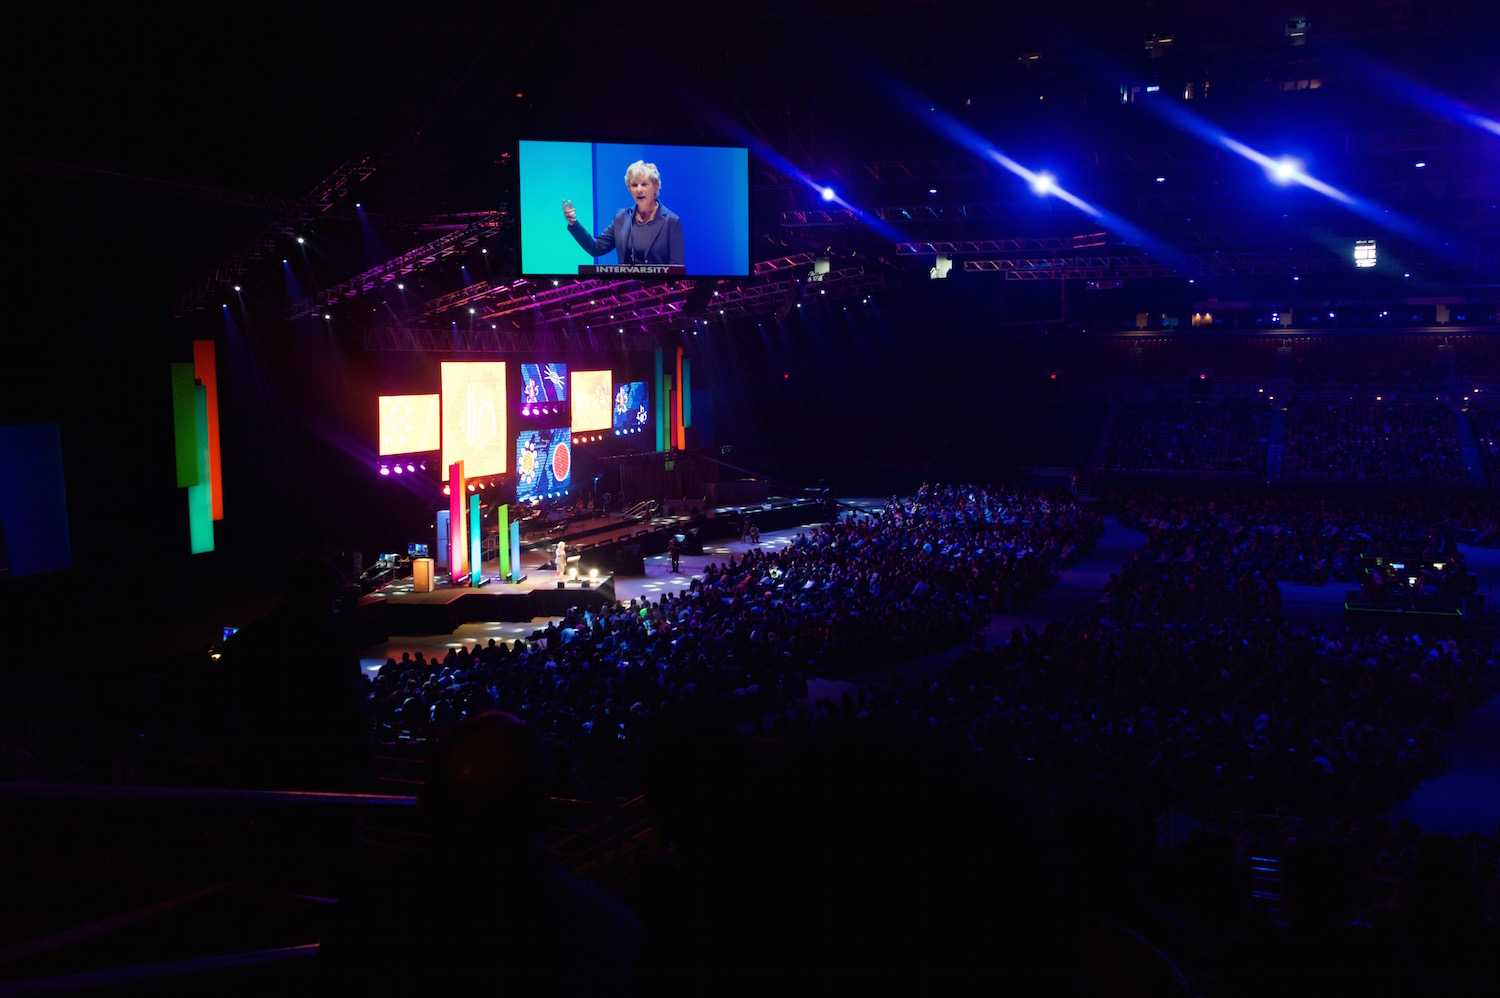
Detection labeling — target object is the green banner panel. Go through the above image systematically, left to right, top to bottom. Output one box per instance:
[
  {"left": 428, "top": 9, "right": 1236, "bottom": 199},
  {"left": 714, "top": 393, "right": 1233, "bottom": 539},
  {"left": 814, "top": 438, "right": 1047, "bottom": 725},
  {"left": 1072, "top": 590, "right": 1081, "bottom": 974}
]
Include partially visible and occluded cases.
[
  {"left": 654, "top": 347, "right": 665, "bottom": 452},
  {"left": 171, "top": 363, "right": 199, "bottom": 488},
  {"left": 187, "top": 385, "right": 214, "bottom": 553},
  {"left": 498, "top": 504, "right": 511, "bottom": 579}
]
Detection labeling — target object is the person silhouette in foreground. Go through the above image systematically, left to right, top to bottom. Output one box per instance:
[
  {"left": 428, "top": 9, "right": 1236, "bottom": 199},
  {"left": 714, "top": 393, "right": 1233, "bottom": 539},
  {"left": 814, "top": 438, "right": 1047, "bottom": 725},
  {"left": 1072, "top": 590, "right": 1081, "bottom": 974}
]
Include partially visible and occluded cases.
[
  {"left": 222, "top": 555, "right": 374, "bottom": 792},
  {"left": 320, "top": 711, "right": 642, "bottom": 995},
  {"left": 634, "top": 719, "right": 1077, "bottom": 994},
  {"left": 1219, "top": 836, "right": 1415, "bottom": 997}
]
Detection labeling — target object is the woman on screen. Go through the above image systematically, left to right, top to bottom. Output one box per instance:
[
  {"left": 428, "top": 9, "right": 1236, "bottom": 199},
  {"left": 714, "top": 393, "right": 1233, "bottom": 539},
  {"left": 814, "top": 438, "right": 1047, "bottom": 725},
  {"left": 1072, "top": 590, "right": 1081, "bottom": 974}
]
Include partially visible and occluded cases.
[{"left": 563, "top": 160, "right": 685, "bottom": 267}]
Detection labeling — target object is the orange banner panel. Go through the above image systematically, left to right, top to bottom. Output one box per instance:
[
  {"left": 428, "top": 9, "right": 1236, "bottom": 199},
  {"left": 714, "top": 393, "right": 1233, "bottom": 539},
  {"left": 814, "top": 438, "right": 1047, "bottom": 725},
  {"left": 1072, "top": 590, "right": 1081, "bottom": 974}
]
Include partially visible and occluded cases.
[
  {"left": 192, "top": 340, "right": 223, "bottom": 520},
  {"left": 440, "top": 362, "right": 507, "bottom": 480},
  {"left": 570, "top": 369, "right": 612, "bottom": 432},
  {"left": 379, "top": 394, "right": 441, "bottom": 456}
]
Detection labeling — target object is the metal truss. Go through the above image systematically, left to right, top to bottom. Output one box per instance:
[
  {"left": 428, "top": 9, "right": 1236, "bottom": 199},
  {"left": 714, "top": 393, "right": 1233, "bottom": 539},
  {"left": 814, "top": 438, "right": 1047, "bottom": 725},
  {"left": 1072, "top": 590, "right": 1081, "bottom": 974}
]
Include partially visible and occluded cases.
[
  {"left": 2, "top": 153, "right": 302, "bottom": 212},
  {"left": 175, "top": 155, "right": 376, "bottom": 317},
  {"left": 756, "top": 157, "right": 990, "bottom": 191},
  {"left": 783, "top": 202, "right": 1027, "bottom": 226},
  {"left": 286, "top": 212, "right": 508, "bottom": 319},
  {"left": 896, "top": 233, "right": 1109, "bottom": 255},
  {"left": 962, "top": 247, "right": 1347, "bottom": 279},
  {"left": 403, "top": 253, "right": 830, "bottom": 326},
  {"left": 360, "top": 266, "right": 884, "bottom": 350},
  {"left": 363, "top": 325, "right": 647, "bottom": 353}
]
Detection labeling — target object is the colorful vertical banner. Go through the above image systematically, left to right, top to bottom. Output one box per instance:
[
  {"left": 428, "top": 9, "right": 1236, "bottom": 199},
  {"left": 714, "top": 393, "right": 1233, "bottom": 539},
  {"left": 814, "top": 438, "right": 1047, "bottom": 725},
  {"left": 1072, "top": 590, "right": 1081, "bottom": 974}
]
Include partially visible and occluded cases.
[
  {"left": 192, "top": 340, "right": 223, "bottom": 519},
  {"left": 654, "top": 347, "right": 666, "bottom": 453},
  {"left": 675, "top": 347, "right": 685, "bottom": 450},
  {"left": 682, "top": 358, "right": 691, "bottom": 430},
  {"left": 171, "top": 363, "right": 199, "bottom": 487},
  {"left": 187, "top": 384, "right": 214, "bottom": 553},
  {"left": 449, "top": 461, "right": 467, "bottom": 581},
  {"left": 469, "top": 495, "right": 482, "bottom": 587},
  {"left": 498, "top": 504, "right": 511, "bottom": 580},
  {"left": 436, "top": 510, "right": 450, "bottom": 570},
  {"left": 509, "top": 520, "right": 521, "bottom": 583}
]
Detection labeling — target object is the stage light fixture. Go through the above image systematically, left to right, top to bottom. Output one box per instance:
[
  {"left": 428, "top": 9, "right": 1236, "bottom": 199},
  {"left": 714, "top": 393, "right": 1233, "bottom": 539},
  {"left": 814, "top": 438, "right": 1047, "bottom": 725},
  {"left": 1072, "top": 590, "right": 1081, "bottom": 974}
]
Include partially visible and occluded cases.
[
  {"left": 1271, "top": 158, "right": 1299, "bottom": 183},
  {"left": 1415, "top": 162, "right": 1426, "bottom": 169},
  {"left": 1030, "top": 172, "right": 1056, "bottom": 196},
  {"left": 1155, "top": 177, "right": 1166, "bottom": 183},
  {"left": 820, "top": 187, "right": 835, "bottom": 201},
  {"left": 928, "top": 188, "right": 937, "bottom": 194},
  {"left": 355, "top": 203, "right": 361, "bottom": 208},
  {"left": 296, "top": 237, "right": 305, "bottom": 245},
  {"left": 481, "top": 248, "right": 487, "bottom": 254},
  {"left": 397, "top": 283, "right": 405, "bottom": 290},
  {"left": 233, "top": 285, "right": 242, "bottom": 292},
  {"left": 469, "top": 308, "right": 476, "bottom": 314},
  {"left": 323, "top": 313, "right": 331, "bottom": 320},
  {"left": 406, "top": 463, "right": 415, "bottom": 472},
  {"left": 393, "top": 465, "right": 403, "bottom": 474},
  {"left": 380, "top": 466, "right": 390, "bottom": 476},
  {"left": 443, "top": 486, "right": 451, "bottom": 495}
]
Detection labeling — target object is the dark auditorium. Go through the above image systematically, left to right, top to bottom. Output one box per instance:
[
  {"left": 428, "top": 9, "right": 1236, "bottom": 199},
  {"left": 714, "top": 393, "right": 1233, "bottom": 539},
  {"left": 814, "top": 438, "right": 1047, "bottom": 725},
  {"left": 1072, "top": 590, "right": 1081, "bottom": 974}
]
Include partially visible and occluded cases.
[{"left": 6, "top": 2, "right": 1500, "bottom": 994}]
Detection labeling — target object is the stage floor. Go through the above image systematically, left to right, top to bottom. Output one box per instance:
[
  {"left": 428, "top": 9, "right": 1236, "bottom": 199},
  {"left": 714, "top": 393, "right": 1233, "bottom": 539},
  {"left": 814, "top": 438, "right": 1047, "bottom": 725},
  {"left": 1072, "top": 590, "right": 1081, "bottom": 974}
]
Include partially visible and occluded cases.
[{"left": 357, "top": 509, "right": 837, "bottom": 674}]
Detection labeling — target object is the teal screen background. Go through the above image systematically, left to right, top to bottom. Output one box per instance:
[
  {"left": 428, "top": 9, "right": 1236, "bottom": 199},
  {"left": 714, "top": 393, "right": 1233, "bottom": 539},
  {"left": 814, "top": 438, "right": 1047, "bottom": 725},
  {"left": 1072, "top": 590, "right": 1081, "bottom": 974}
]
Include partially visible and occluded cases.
[{"left": 520, "top": 140, "right": 749, "bottom": 276}]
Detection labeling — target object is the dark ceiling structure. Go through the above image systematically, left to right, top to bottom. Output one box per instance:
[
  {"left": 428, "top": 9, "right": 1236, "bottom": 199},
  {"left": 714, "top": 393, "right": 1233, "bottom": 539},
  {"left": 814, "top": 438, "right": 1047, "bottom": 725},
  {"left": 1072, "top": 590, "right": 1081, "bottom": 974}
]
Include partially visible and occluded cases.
[{"left": 8, "top": 1, "right": 1498, "bottom": 344}]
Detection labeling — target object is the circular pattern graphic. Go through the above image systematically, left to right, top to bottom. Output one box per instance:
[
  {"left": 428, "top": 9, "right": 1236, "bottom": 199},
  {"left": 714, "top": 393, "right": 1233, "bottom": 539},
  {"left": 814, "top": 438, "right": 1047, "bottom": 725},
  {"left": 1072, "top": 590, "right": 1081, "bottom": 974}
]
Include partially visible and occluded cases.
[{"left": 551, "top": 441, "right": 571, "bottom": 482}]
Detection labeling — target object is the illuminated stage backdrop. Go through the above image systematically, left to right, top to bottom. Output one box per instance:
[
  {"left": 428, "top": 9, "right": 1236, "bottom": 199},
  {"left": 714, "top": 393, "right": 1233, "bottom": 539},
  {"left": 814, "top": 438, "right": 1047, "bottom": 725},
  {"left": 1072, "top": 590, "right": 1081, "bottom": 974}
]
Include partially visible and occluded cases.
[
  {"left": 441, "top": 362, "right": 506, "bottom": 480},
  {"left": 571, "top": 369, "right": 612, "bottom": 432},
  {"left": 379, "top": 394, "right": 440, "bottom": 455},
  {"left": 515, "top": 428, "right": 571, "bottom": 502}
]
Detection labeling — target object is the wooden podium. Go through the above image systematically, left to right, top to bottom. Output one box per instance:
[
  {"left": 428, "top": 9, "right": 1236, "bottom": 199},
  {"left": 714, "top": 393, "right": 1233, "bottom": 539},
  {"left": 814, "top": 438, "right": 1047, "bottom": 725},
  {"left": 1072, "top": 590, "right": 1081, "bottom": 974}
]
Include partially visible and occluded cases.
[{"left": 412, "top": 558, "right": 436, "bottom": 593}]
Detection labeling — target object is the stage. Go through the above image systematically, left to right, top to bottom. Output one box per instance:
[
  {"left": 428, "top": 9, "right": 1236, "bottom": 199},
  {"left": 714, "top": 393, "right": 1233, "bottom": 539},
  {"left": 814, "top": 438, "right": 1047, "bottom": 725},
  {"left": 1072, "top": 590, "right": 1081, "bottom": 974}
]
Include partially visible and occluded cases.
[
  {"left": 339, "top": 493, "right": 832, "bottom": 645},
  {"left": 344, "top": 559, "right": 616, "bottom": 640}
]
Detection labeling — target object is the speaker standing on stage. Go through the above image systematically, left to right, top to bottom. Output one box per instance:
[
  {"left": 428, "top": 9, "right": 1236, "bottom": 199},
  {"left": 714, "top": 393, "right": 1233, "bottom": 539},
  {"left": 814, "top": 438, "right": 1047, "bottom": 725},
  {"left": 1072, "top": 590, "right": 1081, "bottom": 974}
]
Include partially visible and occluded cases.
[
  {"left": 563, "top": 160, "right": 685, "bottom": 266},
  {"left": 555, "top": 540, "right": 568, "bottom": 579}
]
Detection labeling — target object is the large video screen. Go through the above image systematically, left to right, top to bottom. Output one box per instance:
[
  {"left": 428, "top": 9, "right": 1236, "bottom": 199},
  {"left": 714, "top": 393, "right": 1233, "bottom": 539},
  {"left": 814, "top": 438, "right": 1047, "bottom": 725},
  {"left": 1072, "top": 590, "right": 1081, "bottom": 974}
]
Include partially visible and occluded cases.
[
  {"left": 519, "top": 140, "right": 750, "bottom": 277},
  {"left": 440, "top": 362, "right": 507, "bottom": 480},
  {"left": 520, "top": 363, "right": 568, "bottom": 406},
  {"left": 571, "top": 370, "right": 613, "bottom": 433},
  {"left": 613, "top": 381, "right": 650, "bottom": 433},
  {"left": 378, "top": 394, "right": 440, "bottom": 455},
  {"left": 0, "top": 422, "right": 73, "bottom": 578},
  {"left": 515, "top": 428, "right": 572, "bottom": 502}
]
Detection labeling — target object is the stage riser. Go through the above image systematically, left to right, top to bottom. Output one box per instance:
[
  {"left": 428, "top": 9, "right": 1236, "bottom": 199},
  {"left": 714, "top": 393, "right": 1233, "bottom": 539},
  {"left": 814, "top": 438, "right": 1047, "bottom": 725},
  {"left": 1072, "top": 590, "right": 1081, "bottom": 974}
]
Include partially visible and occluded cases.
[{"left": 341, "top": 578, "right": 617, "bottom": 640}]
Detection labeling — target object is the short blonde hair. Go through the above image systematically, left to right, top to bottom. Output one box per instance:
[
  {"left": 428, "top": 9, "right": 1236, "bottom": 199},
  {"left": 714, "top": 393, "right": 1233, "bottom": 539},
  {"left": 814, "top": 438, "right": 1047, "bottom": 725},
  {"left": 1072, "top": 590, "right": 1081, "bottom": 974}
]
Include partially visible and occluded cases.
[{"left": 624, "top": 160, "right": 661, "bottom": 189}]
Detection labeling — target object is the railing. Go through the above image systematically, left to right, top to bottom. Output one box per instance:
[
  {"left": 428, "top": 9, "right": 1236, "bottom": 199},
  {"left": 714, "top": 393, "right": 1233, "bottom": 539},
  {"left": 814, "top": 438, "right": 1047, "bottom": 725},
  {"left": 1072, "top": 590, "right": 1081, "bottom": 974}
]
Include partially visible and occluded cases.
[
  {"left": 624, "top": 499, "right": 658, "bottom": 520},
  {"left": 0, "top": 781, "right": 651, "bottom": 995}
]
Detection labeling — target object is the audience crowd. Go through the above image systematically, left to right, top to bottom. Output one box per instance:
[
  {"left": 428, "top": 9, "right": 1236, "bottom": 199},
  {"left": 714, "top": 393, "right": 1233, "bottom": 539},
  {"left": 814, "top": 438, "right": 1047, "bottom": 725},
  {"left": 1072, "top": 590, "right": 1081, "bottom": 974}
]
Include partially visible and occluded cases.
[
  {"left": 1100, "top": 398, "right": 1268, "bottom": 475},
  {"left": 1281, "top": 401, "right": 1468, "bottom": 483},
  {"left": 241, "top": 482, "right": 1500, "bottom": 995},
  {"left": 366, "top": 484, "right": 1102, "bottom": 776}
]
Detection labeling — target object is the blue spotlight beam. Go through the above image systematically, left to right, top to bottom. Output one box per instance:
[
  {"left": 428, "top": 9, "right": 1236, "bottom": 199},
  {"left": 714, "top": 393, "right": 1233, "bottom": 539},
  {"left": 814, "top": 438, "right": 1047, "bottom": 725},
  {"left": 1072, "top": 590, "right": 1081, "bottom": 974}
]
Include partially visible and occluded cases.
[
  {"left": 906, "top": 96, "right": 1168, "bottom": 257},
  {"left": 1142, "top": 98, "right": 1449, "bottom": 250}
]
